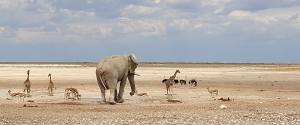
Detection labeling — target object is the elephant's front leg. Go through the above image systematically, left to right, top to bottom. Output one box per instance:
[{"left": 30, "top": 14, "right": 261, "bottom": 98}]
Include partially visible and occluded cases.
[
  {"left": 117, "top": 78, "right": 127, "bottom": 103},
  {"left": 114, "top": 89, "right": 118, "bottom": 102}
]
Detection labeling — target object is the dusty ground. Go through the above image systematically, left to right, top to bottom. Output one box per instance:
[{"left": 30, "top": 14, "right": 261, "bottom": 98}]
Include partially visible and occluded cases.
[{"left": 0, "top": 63, "right": 300, "bottom": 124}]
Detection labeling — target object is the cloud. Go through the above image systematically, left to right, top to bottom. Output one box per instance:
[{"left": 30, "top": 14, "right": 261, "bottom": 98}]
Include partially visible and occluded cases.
[
  {"left": 1, "top": 0, "right": 300, "bottom": 63},
  {"left": 1, "top": 0, "right": 299, "bottom": 43},
  {"left": 153, "top": 0, "right": 160, "bottom": 4},
  {"left": 122, "top": 4, "right": 162, "bottom": 17},
  {"left": 227, "top": 7, "right": 300, "bottom": 37},
  {"left": 117, "top": 19, "right": 165, "bottom": 37},
  {"left": 169, "top": 19, "right": 190, "bottom": 30},
  {"left": 0, "top": 27, "right": 5, "bottom": 34},
  {"left": 15, "top": 28, "right": 58, "bottom": 42}
]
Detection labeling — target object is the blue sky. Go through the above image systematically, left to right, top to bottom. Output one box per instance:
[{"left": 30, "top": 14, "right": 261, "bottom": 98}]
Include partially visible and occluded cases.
[{"left": 1, "top": 0, "right": 300, "bottom": 63}]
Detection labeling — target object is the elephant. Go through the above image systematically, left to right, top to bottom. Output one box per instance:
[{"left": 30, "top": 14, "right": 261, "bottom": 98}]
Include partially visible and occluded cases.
[{"left": 95, "top": 54, "right": 139, "bottom": 104}]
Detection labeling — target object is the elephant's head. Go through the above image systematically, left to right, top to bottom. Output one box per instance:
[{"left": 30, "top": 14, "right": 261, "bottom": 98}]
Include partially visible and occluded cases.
[{"left": 128, "top": 54, "right": 138, "bottom": 96}]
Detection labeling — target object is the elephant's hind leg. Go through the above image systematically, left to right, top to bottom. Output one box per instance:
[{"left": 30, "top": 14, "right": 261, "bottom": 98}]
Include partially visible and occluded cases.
[
  {"left": 97, "top": 81, "right": 106, "bottom": 102},
  {"left": 99, "top": 87, "right": 106, "bottom": 102},
  {"left": 108, "top": 89, "right": 116, "bottom": 104},
  {"left": 101, "top": 91, "right": 106, "bottom": 102}
]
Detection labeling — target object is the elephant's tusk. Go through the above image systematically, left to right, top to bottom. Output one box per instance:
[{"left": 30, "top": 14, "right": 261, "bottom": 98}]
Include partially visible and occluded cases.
[{"left": 134, "top": 73, "right": 140, "bottom": 76}]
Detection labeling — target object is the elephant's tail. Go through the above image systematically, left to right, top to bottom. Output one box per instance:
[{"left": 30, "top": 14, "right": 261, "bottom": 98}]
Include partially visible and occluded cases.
[{"left": 96, "top": 70, "right": 108, "bottom": 90}]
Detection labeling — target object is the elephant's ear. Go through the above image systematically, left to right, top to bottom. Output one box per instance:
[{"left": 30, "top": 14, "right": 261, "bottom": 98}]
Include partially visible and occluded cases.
[
  {"left": 129, "top": 54, "right": 138, "bottom": 65},
  {"left": 129, "top": 54, "right": 138, "bottom": 74}
]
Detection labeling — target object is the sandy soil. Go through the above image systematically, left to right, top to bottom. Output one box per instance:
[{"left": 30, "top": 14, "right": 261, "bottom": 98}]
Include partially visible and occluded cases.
[{"left": 0, "top": 63, "right": 300, "bottom": 124}]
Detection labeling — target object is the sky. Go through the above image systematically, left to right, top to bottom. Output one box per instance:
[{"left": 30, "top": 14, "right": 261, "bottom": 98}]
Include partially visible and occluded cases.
[{"left": 0, "top": 0, "right": 300, "bottom": 63}]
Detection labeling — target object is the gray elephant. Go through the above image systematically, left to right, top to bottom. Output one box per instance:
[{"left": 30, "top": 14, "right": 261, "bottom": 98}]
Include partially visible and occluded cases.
[{"left": 95, "top": 54, "right": 138, "bottom": 104}]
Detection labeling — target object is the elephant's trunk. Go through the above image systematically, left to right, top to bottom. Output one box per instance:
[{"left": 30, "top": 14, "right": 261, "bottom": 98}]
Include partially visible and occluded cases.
[{"left": 128, "top": 74, "right": 136, "bottom": 96}]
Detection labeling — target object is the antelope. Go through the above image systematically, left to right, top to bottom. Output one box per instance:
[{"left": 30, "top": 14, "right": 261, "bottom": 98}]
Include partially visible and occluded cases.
[
  {"left": 207, "top": 87, "right": 218, "bottom": 96},
  {"left": 64, "top": 88, "right": 81, "bottom": 100},
  {"left": 8, "top": 89, "right": 26, "bottom": 101},
  {"left": 135, "top": 91, "right": 148, "bottom": 96}
]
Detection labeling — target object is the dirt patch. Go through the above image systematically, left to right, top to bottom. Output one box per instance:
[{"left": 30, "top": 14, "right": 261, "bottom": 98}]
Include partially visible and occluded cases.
[
  {"left": 167, "top": 99, "right": 182, "bottom": 103},
  {"left": 51, "top": 101, "right": 86, "bottom": 105}
]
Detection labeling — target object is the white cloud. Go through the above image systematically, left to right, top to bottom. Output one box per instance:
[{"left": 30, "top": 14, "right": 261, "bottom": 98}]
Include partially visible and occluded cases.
[
  {"left": 0, "top": 0, "right": 300, "bottom": 44},
  {"left": 0, "top": 0, "right": 31, "bottom": 10},
  {"left": 153, "top": 0, "right": 160, "bottom": 4},
  {"left": 163, "top": 0, "right": 191, "bottom": 4},
  {"left": 201, "top": 0, "right": 231, "bottom": 7},
  {"left": 122, "top": 4, "right": 162, "bottom": 17},
  {"left": 224, "top": 6, "right": 300, "bottom": 42},
  {"left": 213, "top": 7, "right": 224, "bottom": 14},
  {"left": 228, "top": 7, "right": 300, "bottom": 28},
  {"left": 57, "top": 8, "right": 97, "bottom": 21},
  {"left": 228, "top": 10, "right": 251, "bottom": 19},
  {"left": 228, "top": 10, "right": 277, "bottom": 28},
  {"left": 169, "top": 19, "right": 190, "bottom": 30},
  {"left": 118, "top": 20, "right": 165, "bottom": 37},
  {"left": 140, "top": 22, "right": 165, "bottom": 37},
  {"left": 190, "top": 22, "right": 226, "bottom": 35},
  {"left": 193, "top": 23, "right": 203, "bottom": 30},
  {"left": 99, "top": 26, "right": 112, "bottom": 37},
  {"left": 0, "top": 27, "right": 5, "bottom": 34},
  {"left": 15, "top": 28, "right": 58, "bottom": 42}
]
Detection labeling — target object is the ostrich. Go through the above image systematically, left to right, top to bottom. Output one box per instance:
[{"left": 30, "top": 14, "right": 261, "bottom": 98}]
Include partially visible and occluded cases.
[
  {"left": 162, "top": 76, "right": 168, "bottom": 84},
  {"left": 180, "top": 76, "right": 187, "bottom": 85},
  {"left": 173, "top": 77, "right": 179, "bottom": 84},
  {"left": 189, "top": 79, "right": 197, "bottom": 87}
]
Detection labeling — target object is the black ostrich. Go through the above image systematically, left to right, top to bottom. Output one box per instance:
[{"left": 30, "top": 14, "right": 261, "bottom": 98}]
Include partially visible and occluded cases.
[{"left": 189, "top": 79, "right": 197, "bottom": 87}]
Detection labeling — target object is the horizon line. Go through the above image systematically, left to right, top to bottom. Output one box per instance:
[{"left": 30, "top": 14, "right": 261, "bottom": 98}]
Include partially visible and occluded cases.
[{"left": 0, "top": 62, "right": 299, "bottom": 65}]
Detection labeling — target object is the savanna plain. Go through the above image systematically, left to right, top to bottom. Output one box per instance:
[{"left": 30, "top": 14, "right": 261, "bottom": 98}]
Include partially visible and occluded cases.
[{"left": 0, "top": 63, "right": 300, "bottom": 124}]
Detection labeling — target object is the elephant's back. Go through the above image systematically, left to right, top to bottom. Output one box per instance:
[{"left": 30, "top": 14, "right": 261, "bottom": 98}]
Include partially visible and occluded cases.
[{"left": 96, "top": 56, "right": 127, "bottom": 70}]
